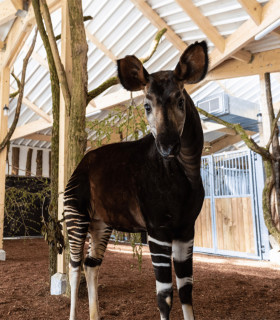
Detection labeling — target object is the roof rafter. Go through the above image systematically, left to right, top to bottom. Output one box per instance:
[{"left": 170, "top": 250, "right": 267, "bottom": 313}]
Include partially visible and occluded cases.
[
  {"left": 0, "top": 0, "right": 61, "bottom": 69},
  {"left": 0, "top": 0, "right": 21, "bottom": 26},
  {"left": 130, "top": 0, "right": 252, "bottom": 64},
  {"left": 175, "top": 0, "right": 225, "bottom": 52},
  {"left": 186, "top": 0, "right": 280, "bottom": 94},
  {"left": 237, "top": 0, "right": 262, "bottom": 25},
  {"left": 85, "top": 28, "right": 117, "bottom": 61},
  {"left": 10, "top": 86, "right": 52, "bottom": 123}
]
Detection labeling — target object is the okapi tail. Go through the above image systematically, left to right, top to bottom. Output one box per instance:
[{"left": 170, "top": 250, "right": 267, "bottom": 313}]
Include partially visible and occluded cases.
[{"left": 64, "top": 171, "right": 91, "bottom": 267}]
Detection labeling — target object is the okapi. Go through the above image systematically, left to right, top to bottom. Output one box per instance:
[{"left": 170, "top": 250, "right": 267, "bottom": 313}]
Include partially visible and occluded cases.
[{"left": 64, "top": 41, "right": 208, "bottom": 320}]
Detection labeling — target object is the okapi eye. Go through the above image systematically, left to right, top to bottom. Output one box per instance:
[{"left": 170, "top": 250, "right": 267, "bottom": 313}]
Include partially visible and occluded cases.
[
  {"left": 178, "top": 98, "right": 185, "bottom": 111},
  {"left": 144, "top": 103, "right": 152, "bottom": 113}
]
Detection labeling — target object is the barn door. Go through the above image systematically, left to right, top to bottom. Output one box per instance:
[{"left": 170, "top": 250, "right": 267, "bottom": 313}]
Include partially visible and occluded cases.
[{"left": 195, "top": 150, "right": 269, "bottom": 259}]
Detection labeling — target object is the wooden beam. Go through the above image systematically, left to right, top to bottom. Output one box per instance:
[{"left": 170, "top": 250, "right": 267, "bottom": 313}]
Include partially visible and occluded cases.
[
  {"left": 0, "top": 0, "right": 18, "bottom": 26},
  {"left": 0, "top": 0, "right": 61, "bottom": 69},
  {"left": 10, "top": 0, "right": 23, "bottom": 10},
  {"left": 57, "top": 0, "right": 71, "bottom": 274},
  {"left": 130, "top": 0, "right": 186, "bottom": 52},
  {"left": 175, "top": 0, "right": 225, "bottom": 52},
  {"left": 209, "top": 0, "right": 280, "bottom": 70},
  {"left": 237, "top": 0, "right": 262, "bottom": 25},
  {"left": 85, "top": 29, "right": 117, "bottom": 61},
  {"left": 0, "top": 42, "right": 5, "bottom": 50},
  {"left": 206, "top": 48, "right": 280, "bottom": 81},
  {"left": 0, "top": 67, "right": 10, "bottom": 253},
  {"left": 10, "top": 86, "right": 52, "bottom": 122},
  {"left": 11, "top": 118, "right": 53, "bottom": 140},
  {"left": 24, "top": 133, "right": 51, "bottom": 142}
]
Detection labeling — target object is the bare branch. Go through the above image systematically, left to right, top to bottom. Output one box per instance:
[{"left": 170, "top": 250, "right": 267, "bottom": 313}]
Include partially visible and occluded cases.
[
  {"left": 39, "top": 0, "right": 71, "bottom": 110},
  {"left": 87, "top": 28, "right": 167, "bottom": 104},
  {"left": 140, "top": 28, "right": 167, "bottom": 64},
  {"left": 0, "top": 29, "right": 38, "bottom": 151},
  {"left": 9, "top": 72, "right": 21, "bottom": 99},
  {"left": 197, "top": 106, "right": 272, "bottom": 161},
  {"left": 267, "top": 108, "right": 280, "bottom": 149}
]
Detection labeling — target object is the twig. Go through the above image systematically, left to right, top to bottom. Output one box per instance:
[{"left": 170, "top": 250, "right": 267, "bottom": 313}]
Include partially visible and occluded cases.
[
  {"left": 39, "top": 0, "right": 71, "bottom": 110},
  {"left": 55, "top": 16, "right": 93, "bottom": 41},
  {"left": 87, "top": 28, "right": 167, "bottom": 104},
  {"left": 140, "top": 28, "right": 167, "bottom": 64},
  {"left": 0, "top": 29, "right": 38, "bottom": 152},
  {"left": 9, "top": 72, "right": 21, "bottom": 99},
  {"left": 196, "top": 106, "right": 272, "bottom": 161}
]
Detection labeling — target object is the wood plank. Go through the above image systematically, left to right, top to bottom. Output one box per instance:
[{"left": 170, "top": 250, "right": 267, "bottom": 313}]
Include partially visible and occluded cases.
[
  {"left": 0, "top": 0, "right": 18, "bottom": 26},
  {"left": 0, "top": 0, "right": 61, "bottom": 69},
  {"left": 175, "top": 0, "right": 225, "bottom": 52},
  {"left": 237, "top": 0, "right": 262, "bottom": 25},
  {"left": 206, "top": 49, "right": 280, "bottom": 81},
  {"left": 0, "top": 67, "right": 10, "bottom": 251},
  {"left": 11, "top": 118, "right": 53, "bottom": 141},
  {"left": 215, "top": 198, "right": 224, "bottom": 251}
]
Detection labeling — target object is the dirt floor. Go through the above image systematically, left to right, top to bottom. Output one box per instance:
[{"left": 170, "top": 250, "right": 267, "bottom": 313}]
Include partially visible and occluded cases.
[{"left": 0, "top": 239, "right": 280, "bottom": 320}]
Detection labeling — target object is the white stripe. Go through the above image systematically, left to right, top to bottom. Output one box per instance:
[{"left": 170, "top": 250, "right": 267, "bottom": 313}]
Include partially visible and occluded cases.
[
  {"left": 148, "top": 236, "right": 172, "bottom": 247},
  {"left": 172, "top": 239, "right": 194, "bottom": 262},
  {"left": 150, "top": 253, "right": 171, "bottom": 259},
  {"left": 152, "top": 262, "right": 170, "bottom": 267},
  {"left": 176, "top": 276, "right": 193, "bottom": 289},
  {"left": 155, "top": 281, "right": 172, "bottom": 294},
  {"left": 182, "top": 304, "right": 194, "bottom": 320}
]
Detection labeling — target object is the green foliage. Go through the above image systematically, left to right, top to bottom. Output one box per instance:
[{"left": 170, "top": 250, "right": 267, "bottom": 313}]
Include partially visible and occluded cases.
[
  {"left": 86, "top": 103, "right": 149, "bottom": 148},
  {"left": 4, "top": 177, "right": 50, "bottom": 237}
]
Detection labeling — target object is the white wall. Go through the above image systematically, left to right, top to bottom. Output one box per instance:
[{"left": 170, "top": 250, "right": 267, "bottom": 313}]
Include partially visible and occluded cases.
[{"left": 6, "top": 145, "right": 50, "bottom": 178}]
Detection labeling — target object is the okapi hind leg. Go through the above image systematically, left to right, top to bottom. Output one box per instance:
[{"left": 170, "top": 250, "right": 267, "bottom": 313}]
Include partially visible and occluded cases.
[
  {"left": 64, "top": 173, "right": 90, "bottom": 320},
  {"left": 84, "top": 221, "right": 112, "bottom": 320},
  {"left": 172, "top": 238, "right": 195, "bottom": 320}
]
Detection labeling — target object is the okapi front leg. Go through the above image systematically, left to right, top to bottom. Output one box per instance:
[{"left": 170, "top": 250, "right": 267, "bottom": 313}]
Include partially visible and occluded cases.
[
  {"left": 148, "top": 235, "right": 173, "bottom": 320},
  {"left": 172, "top": 238, "right": 195, "bottom": 320}
]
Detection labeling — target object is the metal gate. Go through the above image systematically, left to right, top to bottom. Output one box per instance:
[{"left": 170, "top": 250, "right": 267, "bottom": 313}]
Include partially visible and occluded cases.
[{"left": 194, "top": 150, "right": 270, "bottom": 260}]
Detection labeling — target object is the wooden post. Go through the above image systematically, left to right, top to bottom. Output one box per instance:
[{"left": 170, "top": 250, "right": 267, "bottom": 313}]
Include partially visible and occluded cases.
[
  {"left": 57, "top": 0, "right": 72, "bottom": 274},
  {"left": 0, "top": 66, "right": 10, "bottom": 257},
  {"left": 259, "top": 73, "right": 272, "bottom": 146},
  {"left": 11, "top": 146, "right": 20, "bottom": 175},
  {"left": 26, "top": 148, "right": 33, "bottom": 176},
  {"left": 36, "top": 149, "right": 43, "bottom": 176}
]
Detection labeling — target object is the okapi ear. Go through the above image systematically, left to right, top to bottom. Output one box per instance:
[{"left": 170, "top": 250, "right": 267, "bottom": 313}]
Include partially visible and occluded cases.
[
  {"left": 174, "top": 41, "right": 208, "bottom": 84},
  {"left": 117, "top": 55, "right": 149, "bottom": 91}
]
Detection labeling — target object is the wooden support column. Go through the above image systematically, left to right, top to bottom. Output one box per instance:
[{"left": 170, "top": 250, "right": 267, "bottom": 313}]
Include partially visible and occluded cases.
[
  {"left": 57, "top": 0, "right": 72, "bottom": 274},
  {"left": 0, "top": 66, "right": 10, "bottom": 255},
  {"left": 259, "top": 73, "right": 272, "bottom": 146},
  {"left": 11, "top": 147, "right": 20, "bottom": 175},
  {"left": 25, "top": 148, "right": 33, "bottom": 176},
  {"left": 36, "top": 149, "right": 43, "bottom": 176}
]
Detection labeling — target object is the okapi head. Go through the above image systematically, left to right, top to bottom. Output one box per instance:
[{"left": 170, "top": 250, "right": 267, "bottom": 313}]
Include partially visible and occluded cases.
[{"left": 117, "top": 41, "right": 208, "bottom": 159}]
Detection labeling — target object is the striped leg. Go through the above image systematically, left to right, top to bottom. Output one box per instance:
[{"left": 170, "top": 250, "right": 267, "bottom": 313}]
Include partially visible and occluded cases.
[
  {"left": 64, "top": 175, "right": 90, "bottom": 320},
  {"left": 84, "top": 221, "right": 112, "bottom": 320},
  {"left": 148, "top": 235, "right": 173, "bottom": 320},
  {"left": 172, "top": 238, "right": 195, "bottom": 320}
]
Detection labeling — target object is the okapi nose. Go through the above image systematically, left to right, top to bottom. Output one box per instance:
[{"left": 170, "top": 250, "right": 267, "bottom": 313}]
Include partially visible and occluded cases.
[{"left": 157, "top": 135, "right": 181, "bottom": 158}]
